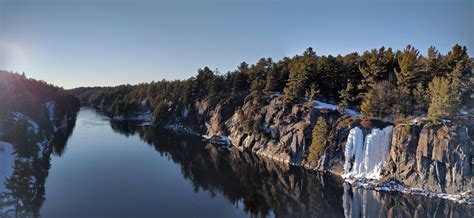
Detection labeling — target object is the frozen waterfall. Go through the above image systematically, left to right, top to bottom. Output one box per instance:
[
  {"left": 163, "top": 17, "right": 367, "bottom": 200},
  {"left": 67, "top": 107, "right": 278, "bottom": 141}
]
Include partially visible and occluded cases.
[{"left": 343, "top": 126, "right": 393, "bottom": 180}]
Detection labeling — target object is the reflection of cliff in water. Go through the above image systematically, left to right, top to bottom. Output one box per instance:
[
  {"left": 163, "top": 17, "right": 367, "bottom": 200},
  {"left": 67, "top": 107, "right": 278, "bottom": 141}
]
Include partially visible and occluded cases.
[
  {"left": 0, "top": 117, "right": 77, "bottom": 217},
  {"left": 111, "top": 122, "right": 345, "bottom": 217},
  {"left": 112, "top": 122, "right": 474, "bottom": 218},
  {"left": 343, "top": 183, "right": 473, "bottom": 218}
]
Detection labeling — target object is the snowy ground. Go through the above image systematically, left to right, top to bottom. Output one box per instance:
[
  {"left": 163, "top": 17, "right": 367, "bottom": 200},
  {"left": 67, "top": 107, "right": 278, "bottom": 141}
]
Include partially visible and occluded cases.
[
  {"left": 313, "top": 100, "right": 360, "bottom": 116},
  {"left": 10, "top": 112, "right": 40, "bottom": 134},
  {"left": 164, "top": 123, "right": 195, "bottom": 135},
  {"left": 0, "top": 141, "right": 15, "bottom": 193}
]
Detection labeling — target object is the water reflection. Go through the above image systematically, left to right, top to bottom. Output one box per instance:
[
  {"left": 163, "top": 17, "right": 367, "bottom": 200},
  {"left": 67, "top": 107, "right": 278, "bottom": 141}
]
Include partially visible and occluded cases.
[
  {"left": 1, "top": 108, "right": 473, "bottom": 217},
  {"left": 0, "top": 117, "right": 76, "bottom": 217},
  {"left": 110, "top": 121, "right": 474, "bottom": 218},
  {"left": 110, "top": 122, "right": 345, "bottom": 217},
  {"left": 342, "top": 183, "right": 473, "bottom": 218}
]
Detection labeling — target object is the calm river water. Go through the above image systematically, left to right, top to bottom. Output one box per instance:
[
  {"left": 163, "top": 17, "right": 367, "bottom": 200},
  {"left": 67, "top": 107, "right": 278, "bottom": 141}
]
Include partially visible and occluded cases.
[{"left": 2, "top": 108, "right": 471, "bottom": 217}]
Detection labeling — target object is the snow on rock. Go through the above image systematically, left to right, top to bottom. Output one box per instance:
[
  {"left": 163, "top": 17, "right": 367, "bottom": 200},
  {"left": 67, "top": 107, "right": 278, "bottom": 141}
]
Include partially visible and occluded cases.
[
  {"left": 313, "top": 100, "right": 360, "bottom": 116},
  {"left": 45, "top": 101, "right": 56, "bottom": 122},
  {"left": 45, "top": 101, "right": 60, "bottom": 131},
  {"left": 181, "top": 107, "right": 189, "bottom": 118},
  {"left": 113, "top": 111, "right": 153, "bottom": 122},
  {"left": 10, "top": 112, "right": 40, "bottom": 134},
  {"left": 165, "top": 123, "right": 195, "bottom": 135},
  {"left": 343, "top": 126, "right": 393, "bottom": 180},
  {"left": 202, "top": 135, "right": 231, "bottom": 147},
  {"left": 36, "top": 139, "right": 50, "bottom": 159},
  {"left": 0, "top": 141, "right": 15, "bottom": 193},
  {"left": 345, "top": 179, "right": 473, "bottom": 204}
]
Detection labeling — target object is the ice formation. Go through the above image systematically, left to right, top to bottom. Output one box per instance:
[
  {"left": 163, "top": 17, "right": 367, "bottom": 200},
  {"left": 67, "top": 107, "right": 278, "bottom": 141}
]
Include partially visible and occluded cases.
[{"left": 343, "top": 126, "right": 393, "bottom": 180}]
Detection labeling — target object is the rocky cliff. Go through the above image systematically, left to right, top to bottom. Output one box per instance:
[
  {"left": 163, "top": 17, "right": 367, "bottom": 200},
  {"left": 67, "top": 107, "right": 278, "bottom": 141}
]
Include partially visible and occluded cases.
[{"left": 163, "top": 95, "right": 472, "bottom": 202}]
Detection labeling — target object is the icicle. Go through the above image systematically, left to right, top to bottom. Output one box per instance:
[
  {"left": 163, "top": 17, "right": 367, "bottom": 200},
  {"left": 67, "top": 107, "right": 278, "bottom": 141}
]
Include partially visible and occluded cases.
[
  {"left": 343, "top": 126, "right": 393, "bottom": 180},
  {"left": 343, "top": 127, "right": 364, "bottom": 178}
]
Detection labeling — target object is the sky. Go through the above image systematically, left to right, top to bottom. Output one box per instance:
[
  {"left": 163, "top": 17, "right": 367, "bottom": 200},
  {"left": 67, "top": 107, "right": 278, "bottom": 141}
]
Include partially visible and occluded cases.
[{"left": 0, "top": 0, "right": 472, "bottom": 89}]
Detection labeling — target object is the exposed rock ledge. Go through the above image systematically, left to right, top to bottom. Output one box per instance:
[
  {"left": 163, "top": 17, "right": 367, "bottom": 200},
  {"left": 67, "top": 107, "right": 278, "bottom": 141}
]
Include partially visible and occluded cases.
[{"left": 163, "top": 95, "right": 473, "bottom": 203}]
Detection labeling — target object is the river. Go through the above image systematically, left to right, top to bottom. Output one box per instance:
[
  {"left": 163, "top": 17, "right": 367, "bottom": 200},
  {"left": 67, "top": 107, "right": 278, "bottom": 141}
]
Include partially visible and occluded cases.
[{"left": 1, "top": 108, "right": 471, "bottom": 217}]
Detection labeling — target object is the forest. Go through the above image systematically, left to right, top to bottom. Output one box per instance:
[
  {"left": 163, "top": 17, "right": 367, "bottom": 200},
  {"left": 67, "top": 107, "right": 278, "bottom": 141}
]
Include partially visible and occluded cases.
[
  {"left": 71, "top": 44, "right": 473, "bottom": 124},
  {"left": 0, "top": 70, "right": 80, "bottom": 132}
]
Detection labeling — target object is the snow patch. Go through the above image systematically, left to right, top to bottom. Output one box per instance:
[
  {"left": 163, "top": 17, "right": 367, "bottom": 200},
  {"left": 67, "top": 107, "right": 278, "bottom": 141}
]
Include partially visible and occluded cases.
[
  {"left": 313, "top": 100, "right": 360, "bottom": 116},
  {"left": 45, "top": 101, "right": 56, "bottom": 122},
  {"left": 45, "top": 101, "right": 58, "bottom": 131},
  {"left": 181, "top": 107, "right": 189, "bottom": 118},
  {"left": 113, "top": 111, "right": 153, "bottom": 122},
  {"left": 10, "top": 112, "right": 40, "bottom": 134},
  {"left": 165, "top": 123, "right": 195, "bottom": 135},
  {"left": 343, "top": 126, "right": 393, "bottom": 180},
  {"left": 202, "top": 135, "right": 231, "bottom": 147},
  {"left": 36, "top": 139, "right": 50, "bottom": 159},
  {"left": 0, "top": 141, "right": 15, "bottom": 193},
  {"left": 345, "top": 179, "right": 473, "bottom": 204}
]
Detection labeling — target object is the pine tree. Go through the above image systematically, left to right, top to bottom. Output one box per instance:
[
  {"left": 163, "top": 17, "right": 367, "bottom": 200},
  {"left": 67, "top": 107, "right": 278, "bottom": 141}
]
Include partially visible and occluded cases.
[
  {"left": 395, "top": 45, "right": 423, "bottom": 89},
  {"left": 425, "top": 46, "right": 444, "bottom": 81},
  {"left": 358, "top": 47, "right": 396, "bottom": 92},
  {"left": 284, "top": 48, "right": 316, "bottom": 102},
  {"left": 231, "top": 62, "right": 250, "bottom": 94},
  {"left": 264, "top": 64, "right": 279, "bottom": 93},
  {"left": 250, "top": 77, "right": 265, "bottom": 100},
  {"left": 427, "top": 77, "right": 459, "bottom": 123},
  {"left": 361, "top": 80, "right": 394, "bottom": 118},
  {"left": 337, "top": 82, "right": 355, "bottom": 113},
  {"left": 413, "top": 82, "right": 428, "bottom": 114},
  {"left": 305, "top": 84, "right": 319, "bottom": 107},
  {"left": 393, "top": 85, "right": 412, "bottom": 117},
  {"left": 308, "top": 116, "right": 327, "bottom": 167}
]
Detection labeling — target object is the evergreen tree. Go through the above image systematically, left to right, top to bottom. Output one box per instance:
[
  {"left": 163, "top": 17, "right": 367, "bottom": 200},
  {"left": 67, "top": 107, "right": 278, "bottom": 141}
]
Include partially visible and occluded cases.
[
  {"left": 395, "top": 45, "right": 423, "bottom": 89},
  {"left": 425, "top": 46, "right": 444, "bottom": 81},
  {"left": 284, "top": 47, "right": 316, "bottom": 102},
  {"left": 358, "top": 47, "right": 396, "bottom": 92},
  {"left": 230, "top": 62, "right": 250, "bottom": 94},
  {"left": 264, "top": 63, "right": 279, "bottom": 93},
  {"left": 194, "top": 67, "right": 215, "bottom": 98},
  {"left": 250, "top": 77, "right": 265, "bottom": 100},
  {"left": 427, "top": 77, "right": 459, "bottom": 123},
  {"left": 361, "top": 80, "right": 394, "bottom": 118},
  {"left": 337, "top": 82, "right": 355, "bottom": 113},
  {"left": 413, "top": 82, "right": 428, "bottom": 114},
  {"left": 305, "top": 84, "right": 319, "bottom": 107},
  {"left": 393, "top": 85, "right": 412, "bottom": 117},
  {"left": 308, "top": 116, "right": 327, "bottom": 167}
]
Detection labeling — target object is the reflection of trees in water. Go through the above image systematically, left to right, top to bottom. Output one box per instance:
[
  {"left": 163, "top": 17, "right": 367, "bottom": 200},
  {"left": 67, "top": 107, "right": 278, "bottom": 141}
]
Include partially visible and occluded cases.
[
  {"left": 0, "top": 117, "right": 76, "bottom": 217},
  {"left": 112, "top": 122, "right": 474, "bottom": 218},
  {"left": 112, "top": 123, "right": 346, "bottom": 217}
]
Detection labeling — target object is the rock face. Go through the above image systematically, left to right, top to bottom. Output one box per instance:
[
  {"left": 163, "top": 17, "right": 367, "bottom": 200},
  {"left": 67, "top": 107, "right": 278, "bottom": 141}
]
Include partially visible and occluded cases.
[
  {"left": 165, "top": 95, "right": 472, "bottom": 198},
  {"left": 225, "top": 96, "right": 340, "bottom": 166},
  {"left": 385, "top": 123, "right": 472, "bottom": 194}
]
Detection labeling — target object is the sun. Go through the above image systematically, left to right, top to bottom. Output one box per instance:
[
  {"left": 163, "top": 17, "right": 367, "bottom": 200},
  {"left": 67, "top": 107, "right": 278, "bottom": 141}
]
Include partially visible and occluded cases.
[{"left": 0, "top": 42, "right": 28, "bottom": 69}]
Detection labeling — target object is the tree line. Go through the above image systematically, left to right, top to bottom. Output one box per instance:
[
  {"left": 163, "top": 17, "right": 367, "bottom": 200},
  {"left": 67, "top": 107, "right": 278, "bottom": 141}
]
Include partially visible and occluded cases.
[
  {"left": 71, "top": 44, "right": 473, "bottom": 124},
  {"left": 0, "top": 70, "right": 80, "bottom": 132}
]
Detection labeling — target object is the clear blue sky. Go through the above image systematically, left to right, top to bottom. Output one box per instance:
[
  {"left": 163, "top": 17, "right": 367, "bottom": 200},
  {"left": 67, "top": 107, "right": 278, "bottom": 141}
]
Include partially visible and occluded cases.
[{"left": 0, "top": 0, "right": 472, "bottom": 89}]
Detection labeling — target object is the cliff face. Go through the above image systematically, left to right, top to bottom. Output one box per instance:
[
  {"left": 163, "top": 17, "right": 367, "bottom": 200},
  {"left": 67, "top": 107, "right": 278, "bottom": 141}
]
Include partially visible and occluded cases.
[
  {"left": 166, "top": 95, "right": 472, "bottom": 198},
  {"left": 225, "top": 96, "right": 340, "bottom": 165},
  {"left": 385, "top": 123, "right": 472, "bottom": 194}
]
